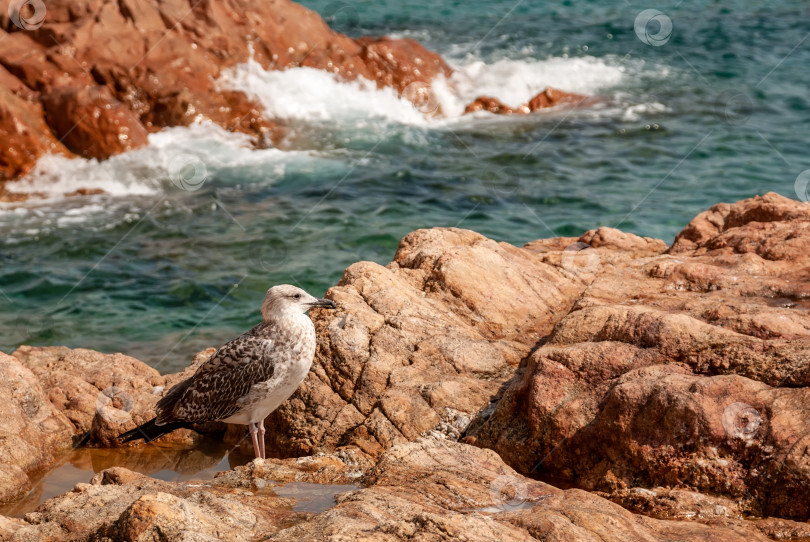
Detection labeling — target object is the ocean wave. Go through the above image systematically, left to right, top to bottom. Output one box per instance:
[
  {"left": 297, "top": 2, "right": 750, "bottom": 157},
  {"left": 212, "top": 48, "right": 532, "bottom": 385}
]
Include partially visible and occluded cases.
[
  {"left": 3, "top": 52, "right": 662, "bottom": 213},
  {"left": 218, "top": 53, "right": 631, "bottom": 126},
  {"left": 1, "top": 123, "right": 318, "bottom": 204}
]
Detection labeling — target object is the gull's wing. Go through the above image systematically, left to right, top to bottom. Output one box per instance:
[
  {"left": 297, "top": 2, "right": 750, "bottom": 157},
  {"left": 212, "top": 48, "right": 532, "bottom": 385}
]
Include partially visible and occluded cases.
[{"left": 155, "top": 323, "right": 275, "bottom": 424}]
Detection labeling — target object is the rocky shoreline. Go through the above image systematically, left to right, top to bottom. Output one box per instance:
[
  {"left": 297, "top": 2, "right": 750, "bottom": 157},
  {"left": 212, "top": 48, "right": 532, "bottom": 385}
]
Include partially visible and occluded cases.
[
  {"left": 0, "top": 0, "right": 582, "bottom": 192},
  {"left": 1, "top": 192, "right": 808, "bottom": 540}
]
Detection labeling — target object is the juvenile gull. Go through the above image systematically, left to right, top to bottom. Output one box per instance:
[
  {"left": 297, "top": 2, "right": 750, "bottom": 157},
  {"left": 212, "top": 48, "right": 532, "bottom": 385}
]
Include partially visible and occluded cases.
[{"left": 118, "top": 284, "right": 336, "bottom": 459}]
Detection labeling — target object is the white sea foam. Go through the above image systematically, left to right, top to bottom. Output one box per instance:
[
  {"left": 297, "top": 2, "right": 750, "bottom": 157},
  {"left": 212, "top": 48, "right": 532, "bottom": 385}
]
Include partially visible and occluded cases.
[
  {"left": 3, "top": 51, "right": 661, "bottom": 213},
  {"left": 218, "top": 54, "right": 631, "bottom": 126},
  {"left": 219, "top": 62, "right": 428, "bottom": 125},
  {"left": 2, "top": 122, "right": 315, "bottom": 203}
]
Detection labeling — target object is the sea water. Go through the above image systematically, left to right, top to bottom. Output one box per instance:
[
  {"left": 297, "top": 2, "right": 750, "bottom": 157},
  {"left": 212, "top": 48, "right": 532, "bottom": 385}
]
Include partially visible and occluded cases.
[{"left": 1, "top": 0, "right": 808, "bottom": 368}]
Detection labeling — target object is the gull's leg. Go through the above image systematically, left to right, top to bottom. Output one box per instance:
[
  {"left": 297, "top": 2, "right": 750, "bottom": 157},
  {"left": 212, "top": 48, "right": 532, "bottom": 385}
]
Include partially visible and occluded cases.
[
  {"left": 257, "top": 418, "right": 266, "bottom": 459},
  {"left": 249, "top": 422, "right": 261, "bottom": 459}
]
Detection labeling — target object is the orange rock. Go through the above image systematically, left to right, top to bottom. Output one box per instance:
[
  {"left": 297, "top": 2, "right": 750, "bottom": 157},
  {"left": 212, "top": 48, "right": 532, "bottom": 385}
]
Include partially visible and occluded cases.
[
  {"left": 0, "top": 0, "right": 457, "bottom": 182},
  {"left": 0, "top": 67, "right": 71, "bottom": 181},
  {"left": 41, "top": 86, "right": 149, "bottom": 160},
  {"left": 526, "top": 86, "right": 589, "bottom": 110},
  {"left": 463, "top": 87, "right": 592, "bottom": 116},
  {"left": 464, "top": 96, "right": 515, "bottom": 114},
  {"left": 468, "top": 192, "right": 810, "bottom": 520}
]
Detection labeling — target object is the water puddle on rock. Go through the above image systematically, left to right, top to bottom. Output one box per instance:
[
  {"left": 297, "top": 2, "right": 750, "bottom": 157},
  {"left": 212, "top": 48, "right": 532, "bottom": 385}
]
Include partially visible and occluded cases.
[
  {"left": 0, "top": 439, "right": 245, "bottom": 517},
  {"left": 1, "top": 440, "right": 361, "bottom": 519},
  {"left": 273, "top": 482, "right": 360, "bottom": 513}
]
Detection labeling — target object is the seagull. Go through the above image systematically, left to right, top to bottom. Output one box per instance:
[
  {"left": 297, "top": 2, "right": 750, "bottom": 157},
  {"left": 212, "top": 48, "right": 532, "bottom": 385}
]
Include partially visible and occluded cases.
[{"left": 118, "top": 284, "right": 336, "bottom": 459}]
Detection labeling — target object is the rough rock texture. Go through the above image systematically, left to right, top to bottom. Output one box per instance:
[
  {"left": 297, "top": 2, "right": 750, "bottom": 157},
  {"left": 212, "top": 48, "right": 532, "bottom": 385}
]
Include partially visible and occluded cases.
[
  {"left": 0, "top": 0, "right": 450, "bottom": 182},
  {"left": 0, "top": 0, "right": 594, "bottom": 189},
  {"left": 464, "top": 88, "right": 592, "bottom": 115},
  {"left": 2, "top": 192, "right": 808, "bottom": 536},
  {"left": 467, "top": 192, "right": 810, "bottom": 520},
  {"left": 264, "top": 227, "right": 591, "bottom": 459},
  {"left": 10, "top": 345, "right": 222, "bottom": 448},
  {"left": 0, "top": 352, "right": 74, "bottom": 503},
  {"left": 5, "top": 437, "right": 806, "bottom": 542},
  {"left": 261, "top": 438, "right": 810, "bottom": 541}
]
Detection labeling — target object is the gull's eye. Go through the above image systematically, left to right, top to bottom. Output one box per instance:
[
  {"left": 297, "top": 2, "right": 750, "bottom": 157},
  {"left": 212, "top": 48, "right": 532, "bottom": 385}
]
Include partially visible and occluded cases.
[{"left": 293, "top": 294, "right": 301, "bottom": 299}]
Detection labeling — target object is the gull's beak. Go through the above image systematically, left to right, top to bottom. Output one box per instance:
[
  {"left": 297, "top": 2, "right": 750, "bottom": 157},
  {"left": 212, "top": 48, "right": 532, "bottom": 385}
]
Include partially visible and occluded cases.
[{"left": 309, "top": 298, "right": 337, "bottom": 309}]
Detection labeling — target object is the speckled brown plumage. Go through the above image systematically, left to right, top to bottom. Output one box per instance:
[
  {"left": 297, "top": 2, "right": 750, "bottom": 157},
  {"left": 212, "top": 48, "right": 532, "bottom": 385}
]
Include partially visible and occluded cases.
[{"left": 118, "top": 285, "right": 336, "bottom": 458}]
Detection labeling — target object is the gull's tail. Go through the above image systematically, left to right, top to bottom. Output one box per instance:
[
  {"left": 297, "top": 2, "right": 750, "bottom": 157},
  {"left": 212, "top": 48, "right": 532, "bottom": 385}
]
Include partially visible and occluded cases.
[{"left": 117, "top": 417, "right": 189, "bottom": 444}]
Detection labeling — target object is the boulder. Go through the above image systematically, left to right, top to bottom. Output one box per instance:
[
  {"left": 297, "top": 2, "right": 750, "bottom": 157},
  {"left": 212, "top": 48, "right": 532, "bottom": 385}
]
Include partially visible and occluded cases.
[
  {"left": 0, "top": 0, "right": 460, "bottom": 185},
  {"left": 0, "top": 67, "right": 70, "bottom": 183},
  {"left": 40, "top": 86, "right": 150, "bottom": 160},
  {"left": 463, "top": 87, "right": 592, "bottom": 115},
  {"left": 464, "top": 95, "right": 516, "bottom": 114},
  {"left": 467, "top": 192, "right": 810, "bottom": 519},
  {"left": 263, "top": 227, "right": 589, "bottom": 458},
  {"left": 11, "top": 345, "right": 215, "bottom": 447},
  {"left": 0, "top": 352, "right": 74, "bottom": 503},
  {"left": 4, "top": 437, "right": 805, "bottom": 541},
  {"left": 275, "top": 437, "right": 799, "bottom": 541}
]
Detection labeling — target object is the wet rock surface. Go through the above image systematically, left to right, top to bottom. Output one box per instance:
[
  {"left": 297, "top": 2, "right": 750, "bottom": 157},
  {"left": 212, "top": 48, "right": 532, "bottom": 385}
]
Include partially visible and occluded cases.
[
  {"left": 0, "top": 0, "right": 568, "bottom": 190},
  {"left": 464, "top": 87, "right": 592, "bottom": 115},
  {"left": 3, "top": 437, "right": 808, "bottom": 541}
]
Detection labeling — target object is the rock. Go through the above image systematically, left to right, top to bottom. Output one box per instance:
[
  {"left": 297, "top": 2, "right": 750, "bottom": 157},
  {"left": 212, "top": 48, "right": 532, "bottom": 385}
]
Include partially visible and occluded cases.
[
  {"left": 0, "top": 0, "right": 460, "bottom": 185},
  {"left": 357, "top": 37, "right": 453, "bottom": 94},
  {"left": 0, "top": 67, "right": 70, "bottom": 182},
  {"left": 40, "top": 85, "right": 150, "bottom": 160},
  {"left": 463, "top": 87, "right": 592, "bottom": 115},
  {"left": 526, "top": 87, "right": 590, "bottom": 111},
  {"left": 464, "top": 96, "right": 516, "bottom": 114},
  {"left": 467, "top": 192, "right": 810, "bottom": 520},
  {"left": 669, "top": 192, "right": 810, "bottom": 254},
  {"left": 263, "top": 227, "right": 588, "bottom": 458},
  {"left": 11, "top": 345, "right": 216, "bottom": 447},
  {"left": 0, "top": 352, "right": 74, "bottom": 504},
  {"left": 4, "top": 437, "right": 800, "bottom": 541},
  {"left": 273, "top": 437, "right": 787, "bottom": 541},
  {"left": 3, "top": 466, "right": 306, "bottom": 541}
]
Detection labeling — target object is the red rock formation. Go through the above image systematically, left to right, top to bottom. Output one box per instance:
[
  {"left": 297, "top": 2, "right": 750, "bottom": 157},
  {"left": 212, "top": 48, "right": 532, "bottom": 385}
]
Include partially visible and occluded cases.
[
  {"left": 0, "top": 0, "right": 453, "bottom": 184},
  {"left": 0, "top": 0, "right": 594, "bottom": 187},
  {"left": 41, "top": 86, "right": 150, "bottom": 159},
  {"left": 464, "top": 87, "right": 591, "bottom": 115},
  {"left": 464, "top": 96, "right": 516, "bottom": 114},
  {"left": 466, "top": 192, "right": 810, "bottom": 520},
  {"left": 1, "top": 193, "right": 808, "bottom": 531}
]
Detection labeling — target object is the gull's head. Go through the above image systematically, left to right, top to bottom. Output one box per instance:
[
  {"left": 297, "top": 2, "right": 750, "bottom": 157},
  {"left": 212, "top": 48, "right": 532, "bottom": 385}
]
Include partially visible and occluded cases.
[{"left": 261, "top": 284, "right": 336, "bottom": 322}]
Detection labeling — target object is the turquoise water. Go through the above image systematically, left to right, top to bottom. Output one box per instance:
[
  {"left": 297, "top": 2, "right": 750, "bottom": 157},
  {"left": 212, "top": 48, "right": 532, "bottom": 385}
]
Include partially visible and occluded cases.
[{"left": 1, "top": 1, "right": 808, "bottom": 370}]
